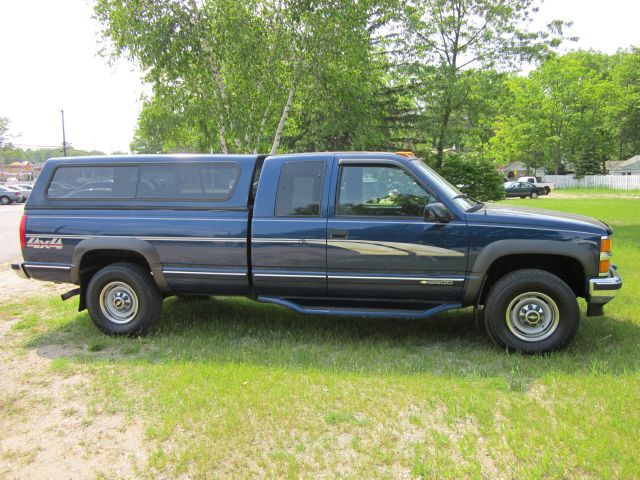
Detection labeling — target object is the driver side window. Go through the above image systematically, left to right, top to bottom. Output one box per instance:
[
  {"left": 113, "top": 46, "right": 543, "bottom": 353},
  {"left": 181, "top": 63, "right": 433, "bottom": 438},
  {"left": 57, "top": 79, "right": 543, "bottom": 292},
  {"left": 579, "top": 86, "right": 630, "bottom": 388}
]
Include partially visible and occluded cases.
[{"left": 337, "top": 165, "right": 436, "bottom": 217}]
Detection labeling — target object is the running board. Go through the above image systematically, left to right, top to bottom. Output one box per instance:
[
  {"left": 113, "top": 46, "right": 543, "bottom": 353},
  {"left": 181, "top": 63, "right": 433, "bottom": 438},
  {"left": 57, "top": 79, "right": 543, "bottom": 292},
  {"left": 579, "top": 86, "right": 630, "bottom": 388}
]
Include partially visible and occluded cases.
[{"left": 257, "top": 296, "right": 461, "bottom": 319}]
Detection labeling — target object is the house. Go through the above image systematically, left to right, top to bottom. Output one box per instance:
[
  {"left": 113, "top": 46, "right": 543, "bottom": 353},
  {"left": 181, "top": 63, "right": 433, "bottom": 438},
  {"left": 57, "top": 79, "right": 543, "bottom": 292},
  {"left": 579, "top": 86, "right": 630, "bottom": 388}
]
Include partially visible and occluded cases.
[
  {"left": 608, "top": 155, "right": 640, "bottom": 175},
  {"left": 605, "top": 160, "right": 624, "bottom": 172},
  {"left": 498, "top": 161, "right": 545, "bottom": 180}
]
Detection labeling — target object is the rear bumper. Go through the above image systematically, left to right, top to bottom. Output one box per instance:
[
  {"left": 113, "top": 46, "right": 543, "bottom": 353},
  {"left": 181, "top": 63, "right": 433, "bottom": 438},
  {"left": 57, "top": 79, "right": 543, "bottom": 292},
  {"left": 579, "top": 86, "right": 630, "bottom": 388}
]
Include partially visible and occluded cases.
[
  {"left": 11, "top": 262, "right": 30, "bottom": 279},
  {"left": 587, "top": 266, "right": 622, "bottom": 315}
]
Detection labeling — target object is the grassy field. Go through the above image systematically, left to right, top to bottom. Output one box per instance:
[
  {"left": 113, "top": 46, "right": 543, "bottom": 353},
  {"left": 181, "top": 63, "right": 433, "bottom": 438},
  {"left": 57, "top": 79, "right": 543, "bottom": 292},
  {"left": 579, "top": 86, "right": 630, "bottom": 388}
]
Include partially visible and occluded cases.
[{"left": 1, "top": 196, "right": 639, "bottom": 478}]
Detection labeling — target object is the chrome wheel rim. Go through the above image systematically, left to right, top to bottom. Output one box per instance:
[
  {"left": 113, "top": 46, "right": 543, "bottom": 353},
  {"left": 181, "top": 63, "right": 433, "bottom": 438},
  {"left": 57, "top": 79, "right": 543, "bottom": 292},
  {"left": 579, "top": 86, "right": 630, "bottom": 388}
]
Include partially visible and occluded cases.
[
  {"left": 99, "top": 281, "right": 139, "bottom": 324},
  {"left": 506, "top": 292, "right": 559, "bottom": 342}
]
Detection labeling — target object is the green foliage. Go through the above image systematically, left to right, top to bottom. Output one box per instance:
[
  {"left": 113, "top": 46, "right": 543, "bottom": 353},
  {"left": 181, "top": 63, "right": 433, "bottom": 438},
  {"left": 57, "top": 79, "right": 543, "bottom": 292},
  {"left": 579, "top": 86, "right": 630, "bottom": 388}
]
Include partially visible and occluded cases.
[
  {"left": 93, "top": 0, "right": 639, "bottom": 184},
  {"left": 96, "top": 0, "right": 384, "bottom": 154},
  {"left": 399, "top": 0, "right": 569, "bottom": 166},
  {"left": 490, "top": 49, "right": 640, "bottom": 173},
  {"left": 0, "top": 116, "right": 10, "bottom": 149},
  {"left": 575, "top": 143, "right": 603, "bottom": 177},
  {"left": 2, "top": 147, "right": 105, "bottom": 164},
  {"left": 435, "top": 153, "right": 505, "bottom": 201}
]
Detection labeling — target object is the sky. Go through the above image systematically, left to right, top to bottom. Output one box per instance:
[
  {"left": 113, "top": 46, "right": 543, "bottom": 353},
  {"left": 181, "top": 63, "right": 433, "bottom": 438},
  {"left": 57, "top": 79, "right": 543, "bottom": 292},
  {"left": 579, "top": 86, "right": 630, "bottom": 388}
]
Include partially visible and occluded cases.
[{"left": 0, "top": 0, "right": 639, "bottom": 154}]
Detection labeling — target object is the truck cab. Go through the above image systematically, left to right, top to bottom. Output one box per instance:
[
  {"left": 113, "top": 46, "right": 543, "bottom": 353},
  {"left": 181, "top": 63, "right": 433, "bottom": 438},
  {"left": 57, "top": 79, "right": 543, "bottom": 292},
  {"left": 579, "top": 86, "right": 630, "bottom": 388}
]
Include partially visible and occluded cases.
[{"left": 12, "top": 152, "right": 622, "bottom": 353}]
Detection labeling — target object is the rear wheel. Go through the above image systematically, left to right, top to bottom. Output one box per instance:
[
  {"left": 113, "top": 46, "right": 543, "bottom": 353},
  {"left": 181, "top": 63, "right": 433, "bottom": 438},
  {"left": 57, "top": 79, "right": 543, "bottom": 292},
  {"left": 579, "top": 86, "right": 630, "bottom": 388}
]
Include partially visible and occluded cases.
[
  {"left": 530, "top": 191, "right": 539, "bottom": 199},
  {"left": 0, "top": 196, "right": 10, "bottom": 205},
  {"left": 86, "top": 262, "right": 162, "bottom": 335},
  {"left": 484, "top": 269, "right": 579, "bottom": 353}
]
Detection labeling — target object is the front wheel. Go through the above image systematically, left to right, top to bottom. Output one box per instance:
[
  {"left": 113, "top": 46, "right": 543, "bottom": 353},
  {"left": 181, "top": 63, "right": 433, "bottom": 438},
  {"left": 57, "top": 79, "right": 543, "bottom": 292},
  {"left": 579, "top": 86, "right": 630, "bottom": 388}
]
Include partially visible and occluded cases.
[
  {"left": 530, "top": 191, "right": 539, "bottom": 199},
  {"left": 0, "top": 196, "right": 10, "bottom": 205},
  {"left": 86, "top": 262, "right": 162, "bottom": 335},
  {"left": 484, "top": 269, "right": 579, "bottom": 353}
]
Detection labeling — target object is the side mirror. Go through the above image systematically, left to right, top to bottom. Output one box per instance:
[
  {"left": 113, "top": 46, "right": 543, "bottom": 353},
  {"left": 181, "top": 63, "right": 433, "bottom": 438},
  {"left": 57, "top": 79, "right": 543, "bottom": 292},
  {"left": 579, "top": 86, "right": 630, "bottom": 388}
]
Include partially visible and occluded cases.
[{"left": 424, "top": 202, "right": 453, "bottom": 223}]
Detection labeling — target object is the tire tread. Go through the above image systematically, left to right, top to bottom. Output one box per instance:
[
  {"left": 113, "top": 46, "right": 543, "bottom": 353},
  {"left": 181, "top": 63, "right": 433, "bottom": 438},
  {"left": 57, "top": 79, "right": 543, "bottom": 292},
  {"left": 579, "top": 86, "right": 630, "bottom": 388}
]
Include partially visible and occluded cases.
[
  {"left": 86, "top": 262, "right": 162, "bottom": 336},
  {"left": 484, "top": 268, "right": 579, "bottom": 353}
]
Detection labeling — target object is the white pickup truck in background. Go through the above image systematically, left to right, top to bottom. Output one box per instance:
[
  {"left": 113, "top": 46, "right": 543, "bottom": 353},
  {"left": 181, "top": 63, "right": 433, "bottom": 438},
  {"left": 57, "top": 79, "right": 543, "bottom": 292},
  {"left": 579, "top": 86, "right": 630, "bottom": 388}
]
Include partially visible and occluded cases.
[{"left": 517, "top": 176, "right": 555, "bottom": 194}]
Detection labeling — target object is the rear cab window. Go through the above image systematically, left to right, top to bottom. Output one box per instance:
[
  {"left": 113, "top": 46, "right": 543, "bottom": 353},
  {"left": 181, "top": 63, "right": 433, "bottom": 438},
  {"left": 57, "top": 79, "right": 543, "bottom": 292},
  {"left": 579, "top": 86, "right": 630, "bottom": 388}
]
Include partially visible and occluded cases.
[
  {"left": 46, "top": 163, "right": 241, "bottom": 201},
  {"left": 137, "top": 164, "right": 240, "bottom": 200},
  {"left": 47, "top": 166, "right": 138, "bottom": 198}
]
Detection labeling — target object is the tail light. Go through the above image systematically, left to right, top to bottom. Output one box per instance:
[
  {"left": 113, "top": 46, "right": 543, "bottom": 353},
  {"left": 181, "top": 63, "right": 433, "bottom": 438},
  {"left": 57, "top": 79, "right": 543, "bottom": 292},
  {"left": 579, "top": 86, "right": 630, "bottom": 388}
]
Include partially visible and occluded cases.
[
  {"left": 19, "top": 213, "right": 27, "bottom": 249},
  {"left": 599, "top": 236, "right": 611, "bottom": 276}
]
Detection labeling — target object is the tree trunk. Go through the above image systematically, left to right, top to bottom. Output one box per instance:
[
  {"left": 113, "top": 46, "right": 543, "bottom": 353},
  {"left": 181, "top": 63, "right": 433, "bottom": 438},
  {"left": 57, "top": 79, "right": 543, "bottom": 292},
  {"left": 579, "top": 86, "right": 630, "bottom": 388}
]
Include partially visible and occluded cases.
[
  {"left": 187, "top": 0, "right": 229, "bottom": 153},
  {"left": 270, "top": 87, "right": 295, "bottom": 155},
  {"left": 253, "top": 98, "right": 273, "bottom": 154},
  {"left": 435, "top": 100, "right": 452, "bottom": 168}
]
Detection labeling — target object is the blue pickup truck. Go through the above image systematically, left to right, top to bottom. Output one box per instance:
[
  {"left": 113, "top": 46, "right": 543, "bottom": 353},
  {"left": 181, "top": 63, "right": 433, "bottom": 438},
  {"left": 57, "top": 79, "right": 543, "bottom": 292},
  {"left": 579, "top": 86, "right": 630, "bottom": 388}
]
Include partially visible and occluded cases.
[{"left": 12, "top": 152, "right": 622, "bottom": 353}]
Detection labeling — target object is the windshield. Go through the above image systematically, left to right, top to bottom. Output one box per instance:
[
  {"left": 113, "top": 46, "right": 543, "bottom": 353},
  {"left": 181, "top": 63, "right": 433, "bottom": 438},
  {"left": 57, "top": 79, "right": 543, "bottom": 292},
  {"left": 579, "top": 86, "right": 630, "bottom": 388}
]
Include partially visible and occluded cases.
[{"left": 411, "top": 160, "right": 476, "bottom": 210}]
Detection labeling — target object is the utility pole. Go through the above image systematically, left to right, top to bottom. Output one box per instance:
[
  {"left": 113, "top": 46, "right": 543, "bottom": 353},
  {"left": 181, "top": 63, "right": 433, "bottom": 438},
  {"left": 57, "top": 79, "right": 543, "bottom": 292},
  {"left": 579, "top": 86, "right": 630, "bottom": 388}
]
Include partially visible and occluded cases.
[{"left": 60, "top": 109, "right": 67, "bottom": 157}]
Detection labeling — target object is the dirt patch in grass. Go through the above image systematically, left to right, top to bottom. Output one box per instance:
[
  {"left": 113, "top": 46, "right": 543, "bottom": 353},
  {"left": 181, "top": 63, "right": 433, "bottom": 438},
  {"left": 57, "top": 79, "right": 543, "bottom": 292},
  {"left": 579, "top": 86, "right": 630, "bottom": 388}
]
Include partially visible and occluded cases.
[
  {"left": 542, "top": 191, "right": 640, "bottom": 200},
  {"left": 0, "top": 265, "right": 70, "bottom": 305},
  {"left": 0, "top": 300, "right": 148, "bottom": 478},
  {"left": 0, "top": 345, "right": 147, "bottom": 479}
]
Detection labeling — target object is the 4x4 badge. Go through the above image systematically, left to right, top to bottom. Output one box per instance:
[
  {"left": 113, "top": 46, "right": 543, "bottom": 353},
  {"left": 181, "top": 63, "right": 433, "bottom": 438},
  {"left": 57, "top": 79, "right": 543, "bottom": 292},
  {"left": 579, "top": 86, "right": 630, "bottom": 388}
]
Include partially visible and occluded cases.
[{"left": 26, "top": 237, "right": 63, "bottom": 250}]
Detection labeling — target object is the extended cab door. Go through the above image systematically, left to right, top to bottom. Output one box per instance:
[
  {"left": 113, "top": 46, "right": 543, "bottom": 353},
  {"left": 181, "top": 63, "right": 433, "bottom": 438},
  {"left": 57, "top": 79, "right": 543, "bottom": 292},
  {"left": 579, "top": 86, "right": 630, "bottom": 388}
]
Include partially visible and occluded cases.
[
  {"left": 251, "top": 155, "right": 333, "bottom": 296},
  {"left": 326, "top": 157, "right": 468, "bottom": 301}
]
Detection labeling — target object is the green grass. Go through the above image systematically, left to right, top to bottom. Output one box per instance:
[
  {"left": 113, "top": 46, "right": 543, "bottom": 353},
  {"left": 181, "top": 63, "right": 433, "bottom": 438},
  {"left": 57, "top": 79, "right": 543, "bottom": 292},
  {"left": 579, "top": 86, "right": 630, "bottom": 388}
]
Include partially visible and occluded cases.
[{"left": 2, "top": 196, "right": 639, "bottom": 478}]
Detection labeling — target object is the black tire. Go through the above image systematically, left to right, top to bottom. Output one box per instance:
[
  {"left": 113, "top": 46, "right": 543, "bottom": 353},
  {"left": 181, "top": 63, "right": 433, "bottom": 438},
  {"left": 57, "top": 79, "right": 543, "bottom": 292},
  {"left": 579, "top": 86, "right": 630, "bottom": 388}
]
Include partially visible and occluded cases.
[
  {"left": 544, "top": 187, "right": 551, "bottom": 195},
  {"left": 530, "top": 191, "right": 539, "bottom": 199},
  {"left": 0, "top": 196, "right": 10, "bottom": 205},
  {"left": 520, "top": 196, "right": 526, "bottom": 199},
  {"left": 86, "top": 262, "right": 162, "bottom": 335},
  {"left": 484, "top": 269, "right": 579, "bottom": 353}
]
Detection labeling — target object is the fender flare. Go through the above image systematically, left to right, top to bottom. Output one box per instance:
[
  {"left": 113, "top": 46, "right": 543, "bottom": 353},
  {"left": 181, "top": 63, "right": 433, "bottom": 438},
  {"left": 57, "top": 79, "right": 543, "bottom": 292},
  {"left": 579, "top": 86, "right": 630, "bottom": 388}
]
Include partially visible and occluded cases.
[
  {"left": 70, "top": 238, "right": 170, "bottom": 295},
  {"left": 463, "top": 239, "right": 597, "bottom": 305}
]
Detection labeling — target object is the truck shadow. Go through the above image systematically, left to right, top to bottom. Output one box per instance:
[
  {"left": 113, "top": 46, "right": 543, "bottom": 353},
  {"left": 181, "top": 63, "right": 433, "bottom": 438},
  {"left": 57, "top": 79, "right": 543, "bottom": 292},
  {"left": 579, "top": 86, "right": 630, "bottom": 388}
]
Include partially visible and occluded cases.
[{"left": 26, "top": 294, "right": 640, "bottom": 381}]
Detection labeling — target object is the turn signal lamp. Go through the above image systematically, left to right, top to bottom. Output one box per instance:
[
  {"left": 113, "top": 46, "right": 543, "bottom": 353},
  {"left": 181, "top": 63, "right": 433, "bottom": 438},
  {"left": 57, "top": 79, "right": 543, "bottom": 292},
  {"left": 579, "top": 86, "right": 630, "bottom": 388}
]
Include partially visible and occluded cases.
[{"left": 599, "top": 236, "right": 611, "bottom": 275}]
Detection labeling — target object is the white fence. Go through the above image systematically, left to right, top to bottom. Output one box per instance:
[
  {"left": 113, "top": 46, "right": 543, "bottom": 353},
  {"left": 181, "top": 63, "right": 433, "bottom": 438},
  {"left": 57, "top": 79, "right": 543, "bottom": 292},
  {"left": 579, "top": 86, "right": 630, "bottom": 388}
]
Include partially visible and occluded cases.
[{"left": 542, "top": 175, "right": 640, "bottom": 190}]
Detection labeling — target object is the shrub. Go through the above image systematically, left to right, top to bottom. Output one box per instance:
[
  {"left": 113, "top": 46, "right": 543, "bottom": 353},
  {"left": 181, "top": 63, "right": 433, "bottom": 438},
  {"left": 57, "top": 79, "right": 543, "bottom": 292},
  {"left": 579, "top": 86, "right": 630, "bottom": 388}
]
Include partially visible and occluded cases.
[{"left": 431, "top": 153, "right": 505, "bottom": 202}]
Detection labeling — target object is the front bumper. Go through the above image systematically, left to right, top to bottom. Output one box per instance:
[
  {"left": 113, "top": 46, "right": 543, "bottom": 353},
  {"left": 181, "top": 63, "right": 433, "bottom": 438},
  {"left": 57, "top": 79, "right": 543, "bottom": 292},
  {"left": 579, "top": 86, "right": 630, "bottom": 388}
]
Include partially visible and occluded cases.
[
  {"left": 11, "top": 262, "right": 30, "bottom": 280},
  {"left": 587, "top": 266, "right": 622, "bottom": 316}
]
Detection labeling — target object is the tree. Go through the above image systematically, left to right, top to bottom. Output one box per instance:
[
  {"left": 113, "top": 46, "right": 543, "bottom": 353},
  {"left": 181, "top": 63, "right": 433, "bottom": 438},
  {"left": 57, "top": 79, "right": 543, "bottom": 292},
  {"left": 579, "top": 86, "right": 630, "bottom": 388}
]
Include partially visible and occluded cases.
[
  {"left": 96, "top": 0, "right": 384, "bottom": 154},
  {"left": 399, "top": 0, "right": 569, "bottom": 167},
  {"left": 610, "top": 48, "right": 640, "bottom": 160},
  {"left": 489, "top": 50, "right": 630, "bottom": 174},
  {"left": 0, "top": 116, "right": 11, "bottom": 150},
  {"left": 575, "top": 142, "right": 601, "bottom": 176}
]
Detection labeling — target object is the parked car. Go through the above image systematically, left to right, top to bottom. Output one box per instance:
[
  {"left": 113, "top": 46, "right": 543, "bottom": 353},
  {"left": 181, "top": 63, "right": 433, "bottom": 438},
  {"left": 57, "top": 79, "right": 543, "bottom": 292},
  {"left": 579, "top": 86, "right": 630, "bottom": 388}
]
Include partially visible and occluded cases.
[
  {"left": 12, "top": 153, "right": 622, "bottom": 353},
  {"left": 517, "top": 176, "right": 555, "bottom": 194},
  {"left": 504, "top": 181, "right": 548, "bottom": 199},
  {"left": 0, "top": 185, "right": 24, "bottom": 204},
  {"left": 4, "top": 185, "right": 31, "bottom": 202}
]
